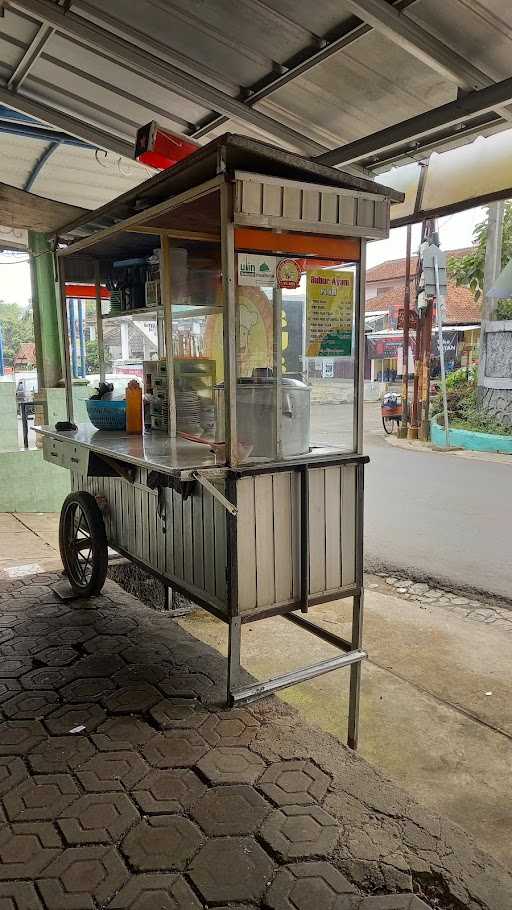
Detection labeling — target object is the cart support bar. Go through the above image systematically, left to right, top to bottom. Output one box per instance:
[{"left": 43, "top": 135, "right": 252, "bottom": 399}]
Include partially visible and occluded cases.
[
  {"left": 191, "top": 471, "right": 238, "bottom": 516},
  {"left": 229, "top": 648, "right": 366, "bottom": 705}
]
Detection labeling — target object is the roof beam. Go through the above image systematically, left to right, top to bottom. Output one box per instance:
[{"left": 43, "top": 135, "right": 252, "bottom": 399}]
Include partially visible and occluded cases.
[
  {"left": 7, "top": 0, "right": 327, "bottom": 155},
  {"left": 189, "top": 0, "right": 418, "bottom": 141},
  {"left": 339, "top": 0, "right": 495, "bottom": 90},
  {"left": 7, "top": 21, "right": 54, "bottom": 90},
  {"left": 316, "top": 75, "right": 512, "bottom": 167},
  {"left": 0, "top": 83, "right": 134, "bottom": 157},
  {"left": 24, "top": 139, "right": 59, "bottom": 190}
]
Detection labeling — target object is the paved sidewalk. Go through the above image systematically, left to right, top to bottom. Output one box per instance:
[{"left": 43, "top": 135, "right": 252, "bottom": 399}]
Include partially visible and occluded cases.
[{"left": 1, "top": 574, "right": 511, "bottom": 909}]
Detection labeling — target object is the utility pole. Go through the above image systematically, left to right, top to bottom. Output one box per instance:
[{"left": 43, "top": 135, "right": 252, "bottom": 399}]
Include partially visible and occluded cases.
[
  {"left": 478, "top": 201, "right": 504, "bottom": 387},
  {"left": 399, "top": 223, "right": 412, "bottom": 438}
]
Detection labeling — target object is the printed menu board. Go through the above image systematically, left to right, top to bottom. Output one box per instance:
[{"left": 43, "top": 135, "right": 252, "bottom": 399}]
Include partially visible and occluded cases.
[{"left": 306, "top": 270, "right": 354, "bottom": 357}]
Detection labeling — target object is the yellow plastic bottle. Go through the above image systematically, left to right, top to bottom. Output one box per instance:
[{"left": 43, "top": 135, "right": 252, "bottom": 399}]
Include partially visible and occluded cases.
[{"left": 125, "top": 380, "right": 143, "bottom": 434}]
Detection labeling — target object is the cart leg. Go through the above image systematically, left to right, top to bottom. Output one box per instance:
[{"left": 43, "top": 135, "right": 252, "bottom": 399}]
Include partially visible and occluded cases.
[
  {"left": 348, "top": 591, "right": 364, "bottom": 750},
  {"left": 227, "top": 616, "right": 241, "bottom": 706}
]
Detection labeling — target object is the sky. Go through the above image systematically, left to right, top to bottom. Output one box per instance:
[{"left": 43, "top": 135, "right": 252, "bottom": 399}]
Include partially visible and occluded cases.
[{"left": 0, "top": 206, "right": 485, "bottom": 310}]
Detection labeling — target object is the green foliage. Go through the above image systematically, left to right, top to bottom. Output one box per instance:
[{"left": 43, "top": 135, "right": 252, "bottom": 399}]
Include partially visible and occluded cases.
[
  {"left": 447, "top": 202, "right": 512, "bottom": 303},
  {"left": 495, "top": 299, "right": 512, "bottom": 320},
  {"left": 0, "top": 301, "right": 34, "bottom": 368},
  {"left": 85, "top": 339, "right": 100, "bottom": 373},
  {"left": 432, "top": 369, "right": 512, "bottom": 436}
]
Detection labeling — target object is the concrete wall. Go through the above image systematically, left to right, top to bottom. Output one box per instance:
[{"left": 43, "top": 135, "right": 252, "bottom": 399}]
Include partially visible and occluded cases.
[
  {"left": 479, "top": 320, "right": 512, "bottom": 426},
  {"left": 0, "top": 449, "right": 69, "bottom": 511}
]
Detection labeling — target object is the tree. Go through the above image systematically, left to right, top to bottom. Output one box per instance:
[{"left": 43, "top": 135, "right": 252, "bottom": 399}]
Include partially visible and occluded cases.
[
  {"left": 448, "top": 202, "right": 512, "bottom": 301},
  {"left": 0, "top": 302, "right": 34, "bottom": 368},
  {"left": 85, "top": 339, "right": 100, "bottom": 373}
]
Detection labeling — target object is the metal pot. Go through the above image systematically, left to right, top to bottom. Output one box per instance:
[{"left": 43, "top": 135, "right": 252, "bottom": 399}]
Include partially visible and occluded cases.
[{"left": 215, "top": 376, "right": 310, "bottom": 459}]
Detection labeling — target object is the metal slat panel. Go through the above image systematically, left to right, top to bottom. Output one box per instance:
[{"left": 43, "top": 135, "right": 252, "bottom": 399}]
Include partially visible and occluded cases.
[
  {"left": 242, "top": 179, "right": 263, "bottom": 214},
  {"left": 262, "top": 182, "right": 282, "bottom": 216},
  {"left": 282, "top": 185, "right": 301, "bottom": 220},
  {"left": 301, "top": 189, "right": 320, "bottom": 223},
  {"left": 320, "top": 192, "right": 338, "bottom": 225},
  {"left": 339, "top": 196, "right": 356, "bottom": 226},
  {"left": 341, "top": 465, "right": 356, "bottom": 587},
  {"left": 325, "top": 466, "right": 342, "bottom": 590},
  {"left": 308, "top": 467, "right": 326, "bottom": 595},
  {"left": 290, "top": 470, "right": 301, "bottom": 600},
  {"left": 273, "top": 472, "right": 293, "bottom": 604},
  {"left": 254, "top": 474, "right": 275, "bottom": 608},
  {"left": 237, "top": 476, "right": 257, "bottom": 612},
  {"left": 165, "top": 486, "right": 174, "bottom": 577},
  {"left": 193, "top": 488, "right": 205, "bottom": 591},
  {"left": 173, "top": 489, "right": 184, "bottom": 581},
  {"left": 203, "top": 490, "right": 216, "bottom": 599},
  {"left": 157, "top": 492, "right": 166, "bottom": 576},
  {"left": 183, "top": 494, "right": 194, "bottom": 584},
  {"left": 213, "top": 496, "right": 227, "bottom": 602}
]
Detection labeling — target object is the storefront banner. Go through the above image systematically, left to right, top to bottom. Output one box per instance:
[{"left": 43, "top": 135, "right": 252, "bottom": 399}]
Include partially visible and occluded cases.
[
  {"left": 237, "top": 253, "right": 276, "bottom": 286},
  {"left": 306, "top": 269, "right": 354, "bottom": 357},
  {"left": 432, "top": 331, "right": 458, "bottom": 358},
  {"left": 366, "top": 335, "right": 417, "bottom": 359}
]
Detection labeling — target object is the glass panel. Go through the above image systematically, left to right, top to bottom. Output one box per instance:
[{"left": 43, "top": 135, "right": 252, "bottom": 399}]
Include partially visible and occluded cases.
[{"left": 232, "top": 255, "right": 358, "bottom": 462}]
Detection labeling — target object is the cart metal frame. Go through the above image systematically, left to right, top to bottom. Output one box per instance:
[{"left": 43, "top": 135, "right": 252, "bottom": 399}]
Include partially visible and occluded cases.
[{"left": 39, "top": 135, "right": 400, "bottom": 749}]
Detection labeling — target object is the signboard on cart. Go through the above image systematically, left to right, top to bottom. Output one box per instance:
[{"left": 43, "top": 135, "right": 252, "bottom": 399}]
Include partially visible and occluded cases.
[
  {"left": 237, "top": 253, "right": 276, "bottom": 286},
  {"left": 306, "top": 269, "right": 354, "bottom": 357}
]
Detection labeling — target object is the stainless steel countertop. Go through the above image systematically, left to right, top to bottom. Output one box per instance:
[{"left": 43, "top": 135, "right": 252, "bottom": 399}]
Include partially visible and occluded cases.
[{"left": 35, "top": 425, "right": 222, "bottom": 474}]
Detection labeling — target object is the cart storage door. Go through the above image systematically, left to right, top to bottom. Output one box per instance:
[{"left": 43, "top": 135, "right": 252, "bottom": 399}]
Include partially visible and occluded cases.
[{"left": 236, "top": 464, "right": 357, "bottom": 614}]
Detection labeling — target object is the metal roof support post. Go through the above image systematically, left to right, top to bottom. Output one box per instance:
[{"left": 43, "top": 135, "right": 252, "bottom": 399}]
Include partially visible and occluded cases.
[{"left": 29, "top": 231, "right": 62, "bottom": 390}]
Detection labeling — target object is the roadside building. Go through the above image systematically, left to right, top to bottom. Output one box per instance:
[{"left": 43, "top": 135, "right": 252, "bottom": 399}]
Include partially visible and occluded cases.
[{"left": 365, "top": 250, "right": 480, "bottom": 381}]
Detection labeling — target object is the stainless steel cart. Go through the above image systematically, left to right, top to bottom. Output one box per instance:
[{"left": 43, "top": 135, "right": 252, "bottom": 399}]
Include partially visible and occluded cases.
[{"left": 36, "top": 134, "right": 401, "bottom": 748}]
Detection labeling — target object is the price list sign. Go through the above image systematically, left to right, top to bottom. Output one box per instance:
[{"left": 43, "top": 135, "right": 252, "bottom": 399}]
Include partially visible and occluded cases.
[{"left": 306, "top": 270, "right": 354, "bottom": 357}]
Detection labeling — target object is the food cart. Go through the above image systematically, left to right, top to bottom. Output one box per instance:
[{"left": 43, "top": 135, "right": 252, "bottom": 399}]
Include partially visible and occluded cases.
[{"left": 35, "top": 134, "right": 401, "bottom": 747}]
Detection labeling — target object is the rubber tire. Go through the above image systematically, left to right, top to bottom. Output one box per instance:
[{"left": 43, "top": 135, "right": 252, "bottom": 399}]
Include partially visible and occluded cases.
[
  {"left": 382, "top": 415, "right": 397, "bottom": 435},
  {"left": 59, "top": 491, "right": 108, "bottom": 597}
]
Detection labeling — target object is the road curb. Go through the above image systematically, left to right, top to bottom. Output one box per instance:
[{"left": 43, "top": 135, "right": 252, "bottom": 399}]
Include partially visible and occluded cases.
[{"left": 385, "top": 434, "right": 512, "bottom": 464}]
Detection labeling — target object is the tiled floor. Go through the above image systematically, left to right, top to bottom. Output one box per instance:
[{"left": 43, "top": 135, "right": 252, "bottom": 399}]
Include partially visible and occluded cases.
[{"left": 1, "top": 573, "right": 511, "bottom": 909}]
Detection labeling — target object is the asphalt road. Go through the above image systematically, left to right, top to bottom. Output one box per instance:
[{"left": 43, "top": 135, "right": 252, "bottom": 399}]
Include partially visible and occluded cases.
[
  {"left": 311, "top": 402, "right": 512, "bottom": 599},
  {"left": 364, "top": 416, "right": 512, "bottom": 600}
]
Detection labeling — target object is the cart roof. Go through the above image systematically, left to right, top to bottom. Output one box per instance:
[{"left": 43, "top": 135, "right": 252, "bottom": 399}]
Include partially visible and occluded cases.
[{"left": 57, "top": 132, "right": 403, "bottom": 243}]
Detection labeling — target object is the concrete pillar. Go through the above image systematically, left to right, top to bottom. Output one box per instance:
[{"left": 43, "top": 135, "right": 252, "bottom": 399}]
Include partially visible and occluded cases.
[{"left": 29, "top": 231, "right": 62, "bottom": 389}]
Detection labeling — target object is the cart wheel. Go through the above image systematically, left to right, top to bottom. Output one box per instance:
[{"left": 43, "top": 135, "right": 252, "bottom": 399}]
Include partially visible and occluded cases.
[
  {"left": 382, "top": 415, "right": 397, "bottom": 435},
  {"left": 59, "top": 492, "right": 108, "bottom": 597}
]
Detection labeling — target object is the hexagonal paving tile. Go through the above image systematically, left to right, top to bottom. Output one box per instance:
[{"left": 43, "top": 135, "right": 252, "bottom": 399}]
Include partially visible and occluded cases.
[
  {"left": 94, "top": 615, "right": 138, "bottom": 636},
  {"left": 44, "top": 627, "right": 96, "bottom": 648},
  {"left": 84, "top": 634, "right": 130, "bottom": 654},
  {"left": 1, "top": 638, "right": 41, "bottom": 657},
  {"left": 122, "top": 643, "right": 174, "bottom": 665},
  {"left": 36, "top": 647, "right": 79, "bottom": 667},
  {"left": 65, "top": 654, "right": 126, "bottom": 679},
  {"left": 0, "top": 657, "right": 33, "bottom": 679},
  {"left": 113, "top": 662, "right": 168, "bottom": 688},
  {"left": 20, "top": 668, "right": 71, "bottom": 691},
  {"left": 159, "top": 672, "right": 216, "bottom": 701},
  {"left": 61, "top": 677, "right": 116, "bottom": 703},
  {"left": 0, "top": 678, "right": 21, "bottom": 705},
  {"left": 104, "top": 683, "right": 162, "bottom": 714},
  {"left": 3, "top": 690, "right": 60, "bottom": 720},
  {"left": 149, "top": 698, "right": 209, "bottom": 730},
  {"left": 44, "top": 703, "right": 106, "bottom": 736},
  {"left": 199, "top": 708, "right": 259, "bottom": 747},
  {"left": 92, "top": 716, "right": 155, "bottom": 752},
  {"left": 0, "top": 720, "right": 46, "bottom": 756},
  {"left": 141, "top": 731, "right": 208, "bottom": 769},
  {"left": 28, "top": 735, "right": 96, "bottom": 774},
  {"left": 197, "top": 746, "right": 265, "bottom": 785},
  {"left": 76, "top": 750, "right": 149, "bottom": 792},
  {"left": 0, "top": 755, "right": 28, "bottom": 796},
  {"left": 258, "top": 760, "right": 330, "bottom": 807},
  {"left": 132, "top": 768, "right": 206, "bottom": 815},
  {"left": 4, "top": 773, "right": 79, "bottom": 821},
  {"left": 191, "top": 784, "right": 271, "bottom": 836},
  {"left": 57, "top": 792, "right": 139, "bottom": 844},
  {"left": 261, "top": 805, "right": 339, "bottom": 860},
  {"left": 121, "top": 816, "right": 203, "bottom": 872},
  {"left": 0, "top": 822, "right": 62, "bottom": 880},
  {"left": 189, "top": 836, "right": 274, "bottom": 904},
  {"left": 37, "top": 845, "right": 128, "bottom": 909},
  {"left": 265, "top": 861, "right": 358, "bottom": 910},
  {"left": 109, "top": 873, "right": 203, "bottom": 909},
  {"left": 0, "top": 881, "right": 44, "bottom": 909},
  {"left": 359, "top": 900, "right": 433, "bottom": 909}
]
